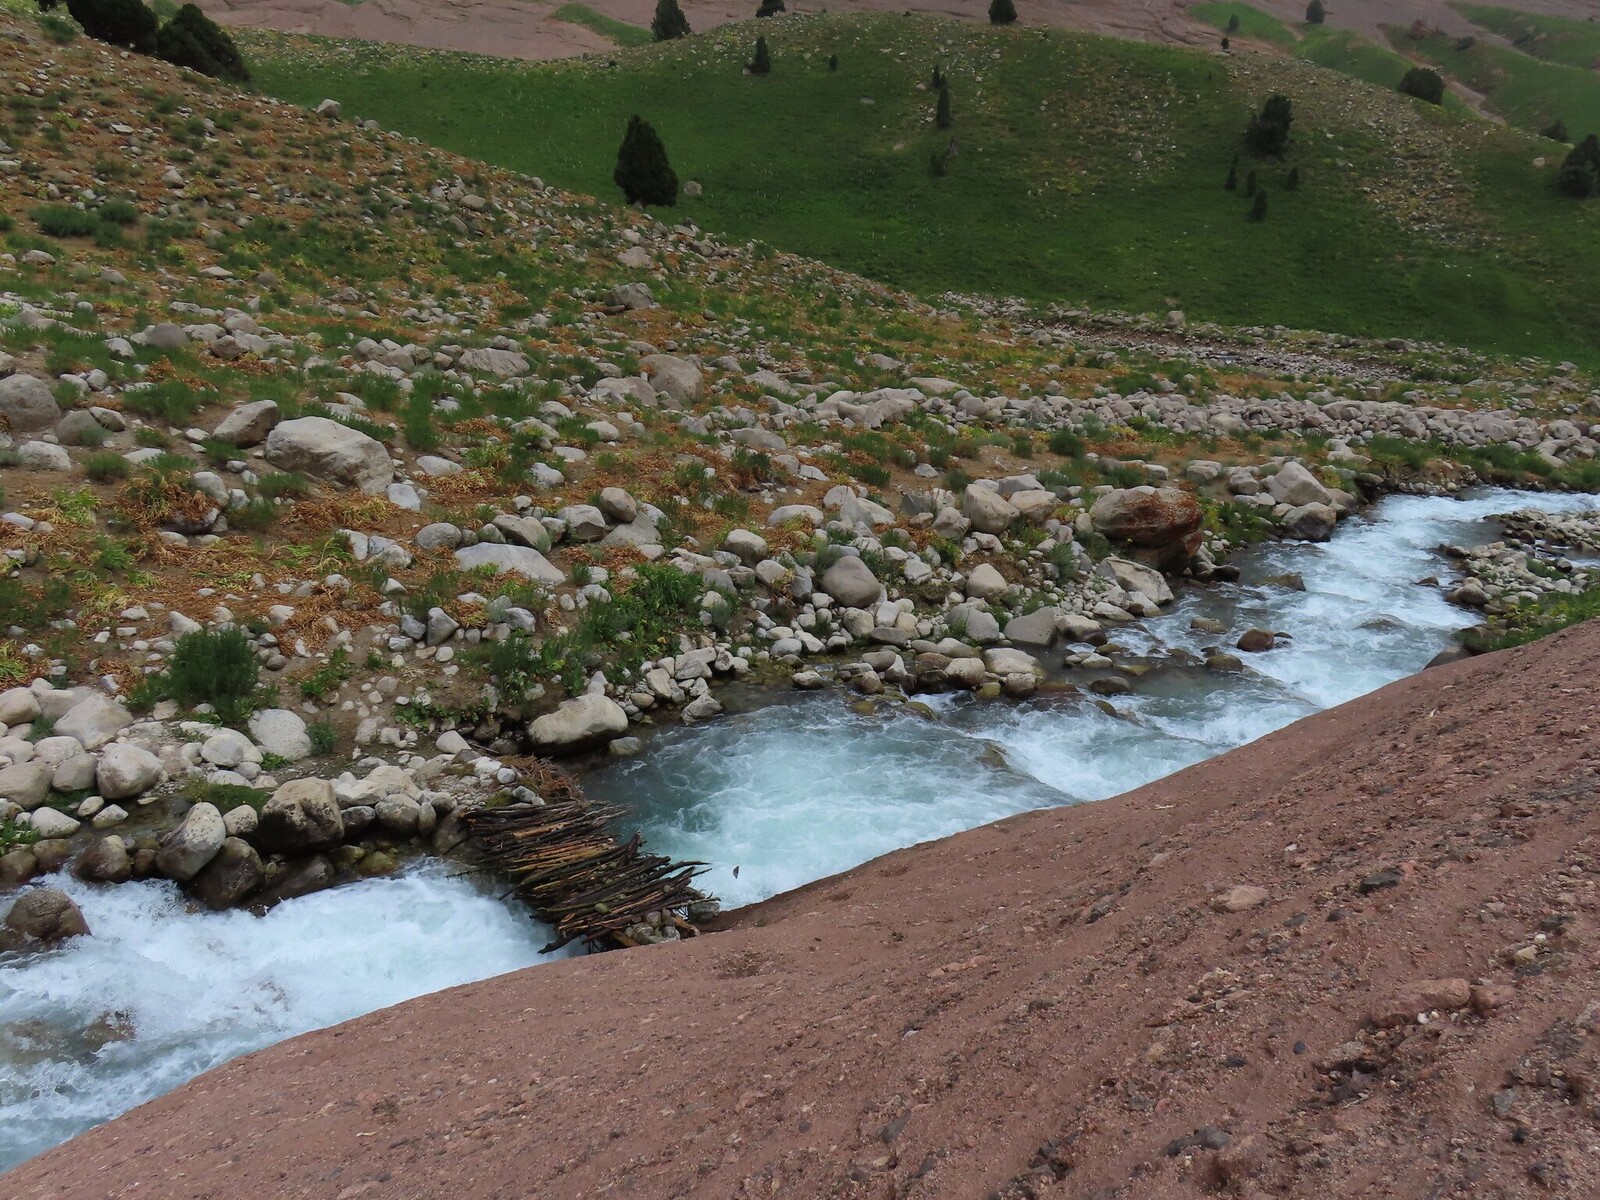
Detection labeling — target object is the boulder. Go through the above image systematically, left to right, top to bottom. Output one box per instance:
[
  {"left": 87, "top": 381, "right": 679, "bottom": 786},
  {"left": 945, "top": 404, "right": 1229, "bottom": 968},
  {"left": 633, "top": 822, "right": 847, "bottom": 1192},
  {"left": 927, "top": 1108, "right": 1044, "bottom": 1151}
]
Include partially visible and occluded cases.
[
  {"left": 458, "top": 347, "right": 529, "bottom": 378},
  {"left": 640, "top": 354, "right": 704, "bottom": 405},
  {"left": 0, "top": 374, "right": 61, "bottom": 432},
  {"left": 212, "top": 399, "right": 280, "bottom": 447},
  {"left": 264, "top": 416, "right": 394, "bottom": 494},
  {"left": 1265, "top": 461, "right": 1333, "bottom": 508},
  {"left": 597, "top": 487, "right": 639, "bottom": 524},
  {"left": 961, "top": 487, "right": 1019, "bottom": 535},
  {"left": 1088, "top": 487, "right": 1203, "bottom": 567},
  {"left": 1280, "top": 502, "right": 1337, "bottom": 542},
  {"left": 558, "top": 504, "right": 608, "bottom": 542},
  {"left": 490, "top": 513, "right": 553, "bottom": 552},
  {"left": 416, "top": 521, "right": 465, "bottom": 552},
  {"left": 723, "top": 529, "right": 768, "bottom": 565},
  {"left": 453, "top": 542, "right": 565, "bottom": 585},
  {"left": 820, "top": 555, "right": 882, "bottom": 609},
  {"left": 1095, "top": 556, "right": 1174, "bottom": 607},
  {"left": 965, "top": 562, "right": 1008, "bottom": 600},
  {"left": 1004, "top": 607, "right": 1062, "bottom": 647},
  {"left": 1237, "top": 628, "right": 1276, "bottom": 653},
  {"left": 982, "top": 647, "right": 1043, "bottom": 677},
  {"left": 0, "top": 687, "right": 41, "bottom": 726},
  {"left": 54, "top": 694, "right": 132, "bottom": 750},
  {"left": 529, "top": 694, "right": 629, "bottom": 754},
  {"left": 248, "top": 709, "right": 312, "bottom": 761},
  {"left": 200, "top": 729, "right": 258, "bottom": 769},
  {"left": 95, "top": 743, "right": 163, "bottom": 800},
  {"left": 0, "top": 760, "right": 53, "bottom": 810},
  {"left": 256, "top": 778, "right": 344, "bottom": 853},
  {"left": 156, "top": 802, "right": 226, "bottom": 882},
  {"left": 29, "top": 808, "right": 81, "bottom": 838},
  {"left": 74, "top": 836, "right": 132, "bottom": 884},
  {"left": 192, "top": 838, "right": 265, "bottom": 910},
  {"left": 254, "top": 854, "right": 335, "bottom": 908},
  {"left": 2, "top": 887, "right": 90, "bottom": 949}
]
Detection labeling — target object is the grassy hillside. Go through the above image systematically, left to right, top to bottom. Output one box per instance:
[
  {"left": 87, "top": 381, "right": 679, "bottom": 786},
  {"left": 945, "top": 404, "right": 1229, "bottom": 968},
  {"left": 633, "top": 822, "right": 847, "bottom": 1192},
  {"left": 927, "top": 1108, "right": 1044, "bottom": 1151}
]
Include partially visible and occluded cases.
[
  {"left": 1191, "top": 2, "right": 1298, "bottom": 47},
  {"left": 1455, "top": 3, "right": 1600, "bottom": 71},
  {"left": 243, "top": 14, "right": 1600, "bottom": 364},
  {"left": 1393, "top": 22, "right": 1600, "bottom": 137}
]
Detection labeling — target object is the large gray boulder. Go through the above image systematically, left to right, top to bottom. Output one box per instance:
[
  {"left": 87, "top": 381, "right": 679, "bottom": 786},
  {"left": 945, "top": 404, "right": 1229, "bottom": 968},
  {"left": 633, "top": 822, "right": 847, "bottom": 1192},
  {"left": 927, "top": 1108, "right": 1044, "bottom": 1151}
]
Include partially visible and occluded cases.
[
  {"left": 458, "top": 347, "right": 529, "bottom": 378},
  {"left": 641, "top": 354, "right": 703, "bottom": 406},
  {"left": 0, "top": 374, "right": 61, "bottom": 432},
  {"left": 212, "top": 399, "right": 280, "bottom": 447},
  {"left": 264, "top": 416, "right": 394, "bottom": 494},
  {"left": 1265, "top": 461, "right": 1333, "bottom": 508},
  {"left": 961, "top": 487, "right": 1019, "bottom": 535},
  {"left": 1281, "top": 502, "right": 1337, "bottom": 542},
  {"left": 557, "top": 504, "right": 608, "bottom": 542},
  {"left": 490, "top": 514, "right": 552, "bottom": 552},
  {"left": 453, "top": 542, "right": 564, "bottom": 585},
  {"left": 820, "top": 555, "right": 882, "bottom": 609},
  {"left": 1095, "top": 556, "right": 1174, "bottom": 607},
  {"left": 1003, "top": 606, "right": 1062, "bottom": 647},
  {"left": 0, "top": 687, "right": 41, "bottom": 726},
  {"left": 529, "top": 694, "right": 629, "bottom": 754},
  {"left": 53, "top": 695, "right": 132, "bottom": 751},
  {"left": 247, "top": 709, "right": 312, "bottom": 761},
  {"left": 95, "top": 743, "right": 163, "bottom": 800},
  {"left": 0, "top": 760, "right": 53, "bottom": 810},
  {"left": 256, "top": 778, "right": 344, "bottom": 853},
  {"left": 156, "top": 802, "right": 226, "bottom": 882},
  {"left": 74, "top": 836, "right": 132, "bottom": 884},
  {"left": 192, "top": 838, "right": 265, "bottom": 910},
  {"left": 2, "top": 887, "right": 90, "bottom": 950}
]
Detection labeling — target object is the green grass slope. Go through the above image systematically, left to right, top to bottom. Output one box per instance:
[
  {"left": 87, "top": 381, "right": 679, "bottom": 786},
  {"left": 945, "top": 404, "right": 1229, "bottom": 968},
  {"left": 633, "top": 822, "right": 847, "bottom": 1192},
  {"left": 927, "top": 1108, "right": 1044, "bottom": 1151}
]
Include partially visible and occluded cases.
[
  {"left": 1190, "top": 2, "right": 1297, "bottom": 47},
  {"left": 552, "top": 3, "right": 653, "bottom": 49},
  {"left": 1455, "top": 3, "right": 1600, "bottom": 71},
  {"left": 244, "top": 14, "right": 1600, "bottom": 364},
  {"left": 1392, "top": 23, "right": 1600, "bottom": 137}
]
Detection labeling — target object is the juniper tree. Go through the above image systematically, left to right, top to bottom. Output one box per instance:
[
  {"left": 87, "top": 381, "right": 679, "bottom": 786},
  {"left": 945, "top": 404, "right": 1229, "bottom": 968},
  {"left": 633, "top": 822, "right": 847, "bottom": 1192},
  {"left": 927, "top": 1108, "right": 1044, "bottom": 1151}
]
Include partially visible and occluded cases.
[
  {"left": 651, "top": 0, "right": 689, "bottom": 42},
  {"left": 756, "top": 0, "right": 784, "bottom": 15},
  {"left": 988, "top": 0, "right": 1016, "bottom": 26},
  {"left": 1306, "top": 0, "right": 1325, "bottom": 24},
  {"left": 156, "top": 4, "right": 249, "bottom": 81},
  {"left": 1226, "top": 13, "right": 1240, "bottom": 32},
  {"left": 751, "top": 35, "right": 771, "bottom": 75},
  {"left": 828, "top": 53, "right": 838, "bottom": 72},
  {"left": 931, "top": 63, "right": 945, "bottom": 90},
  {"left": 935, "top": 83, "right": 952, "bottom": 130},
  {"left": 1245, "top": 94, "right": 1293, "bottom": 156},
  {"left": 614, "top": 115, "right": 678, "bottom": 207},
  {"left": 1542, "top": 118, "right": 1569, "bottom": 143},
  {"left": 1558, "top": 134, "right": 1600, "bottom": 199},
  {"left": 1224, "top": 162, "right": 1238, "bottom": 190},
  {"left": 1285, "top": 164, "right": 1300, "bottom": 191},
  {"left": 1245, "top": 168, "right": 1259, "bottom": 195},
  {"left": 1249, "top": 189, "right": 1268, "bottom": 222}
]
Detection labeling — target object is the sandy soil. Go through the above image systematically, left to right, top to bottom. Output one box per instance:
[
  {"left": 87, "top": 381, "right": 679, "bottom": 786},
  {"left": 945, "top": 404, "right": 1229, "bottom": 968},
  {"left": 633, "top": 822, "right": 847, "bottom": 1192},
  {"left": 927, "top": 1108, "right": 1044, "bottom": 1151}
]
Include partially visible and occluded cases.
[{"left": 12, "top": 619, "right": 1600, "bottom": 1198}]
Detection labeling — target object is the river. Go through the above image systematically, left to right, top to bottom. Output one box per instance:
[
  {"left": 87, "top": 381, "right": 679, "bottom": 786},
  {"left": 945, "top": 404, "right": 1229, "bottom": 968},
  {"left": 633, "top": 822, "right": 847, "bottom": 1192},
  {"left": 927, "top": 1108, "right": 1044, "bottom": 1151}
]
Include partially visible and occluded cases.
[{"left": 1, "top": 486, "right": 1592, "bottom": 1175}]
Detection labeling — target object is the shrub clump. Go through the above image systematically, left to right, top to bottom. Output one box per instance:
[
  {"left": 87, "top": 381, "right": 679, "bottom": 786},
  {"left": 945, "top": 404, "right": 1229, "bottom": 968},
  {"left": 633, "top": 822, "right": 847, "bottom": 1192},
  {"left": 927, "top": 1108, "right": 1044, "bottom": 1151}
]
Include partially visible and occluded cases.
[
  {"left": 66, "top": 0, "right": 157, "bottom": 52},
  {"left": 650, "top": 0, "right": 688, "bottom": 41},
  {"left": 988, "top": 0, "right": 1016, "bottom": 26},
  {"left": 156, "top": 4, "right": 250, "bottom": 82},
  {"left": 1399, "top": 66, "right": 1446, "bottom": 106},
  {"left": 1245, "top": 94, "right": 1293, "bottom": 157},
  {"left": 1558, "top": 134, "right": 1600, "bottom": 199},
  {"left": 160, "top": 627, "right": 262, "bottom": 723}
]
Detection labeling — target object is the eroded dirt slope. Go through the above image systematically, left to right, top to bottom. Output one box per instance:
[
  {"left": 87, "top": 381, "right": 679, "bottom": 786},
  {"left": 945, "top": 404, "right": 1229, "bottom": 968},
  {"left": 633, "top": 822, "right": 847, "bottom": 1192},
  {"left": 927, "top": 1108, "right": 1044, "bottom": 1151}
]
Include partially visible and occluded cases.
[{"left": 11, "top": 621, "right": 1600, "bottom": 1198}]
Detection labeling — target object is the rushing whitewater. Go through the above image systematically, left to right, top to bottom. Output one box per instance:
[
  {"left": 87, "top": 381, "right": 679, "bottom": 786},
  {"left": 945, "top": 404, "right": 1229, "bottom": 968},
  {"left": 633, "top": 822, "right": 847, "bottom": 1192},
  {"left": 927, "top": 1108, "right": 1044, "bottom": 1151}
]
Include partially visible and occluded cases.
[
  {"left": 2, "top": 487, "right": 1592, "bottom": 1173},
  {"left": 590, "top": 490, "right": 1599, "bottom": 906},
  {"left": 0, "top": 864, "right": 560, "bottom": 1173}
]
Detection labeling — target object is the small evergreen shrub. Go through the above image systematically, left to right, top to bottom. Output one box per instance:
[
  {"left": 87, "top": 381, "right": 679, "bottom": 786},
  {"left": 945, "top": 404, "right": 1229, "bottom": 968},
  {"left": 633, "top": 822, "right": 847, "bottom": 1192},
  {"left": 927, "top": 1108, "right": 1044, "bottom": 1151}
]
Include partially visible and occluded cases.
[
  {"left": 650, "top": 0, "right": 688, "bottom": 41},
  {"left": 755, "top": 0, "right": 783, "bottom": 15},
  {"left": 988, "top": 0, "right": 1016, "bottom": 25},
  {"left": 1305, "top": 0, "right": 1325, "bottom": 24},
  {"left": 751, "top": 34, "right": 771, "bottom": 75},
  {"left": 827, "top": 53, "right": 837, "bottom": 71},
  {"left": 1399, "top": 67, "right": 1446, "bottom": 105},
  {"left": 935, "top": 83, "right": 952, "bottom": 129},
  {"left": 614, "top": 114, "right": 678, "bottom": 206},
  {"left": 1543, "top": 118, "right": 1569, "bottom": 143},
  {"left": 1558, "top": 134, "right": 1600, "bottom": 199},
  {"left": 1224, "top": 162, "right": 1238, "bottom": 190},
  {"left": 1249, "top": 189, "right": 1269, "bottom": 222},
  {"left": 31, "top": 205, "right": 98, "bottom": 238},
  {"left": 85, "top": 451, "right": 130, "bottom": 482},
  {"left": 164, "top": 628, "right": 261, "bottom": 723},
  {"left": 308, "top": 720, "right": 338, "bottom": 756}
]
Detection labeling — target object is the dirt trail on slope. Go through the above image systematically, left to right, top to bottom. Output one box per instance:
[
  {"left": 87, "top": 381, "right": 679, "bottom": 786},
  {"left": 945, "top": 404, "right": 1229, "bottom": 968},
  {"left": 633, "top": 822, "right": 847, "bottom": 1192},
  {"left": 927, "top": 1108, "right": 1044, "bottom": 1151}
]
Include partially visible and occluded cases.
[{"left": 11, "top": 621, "right": 1600, "bottom": 1199}]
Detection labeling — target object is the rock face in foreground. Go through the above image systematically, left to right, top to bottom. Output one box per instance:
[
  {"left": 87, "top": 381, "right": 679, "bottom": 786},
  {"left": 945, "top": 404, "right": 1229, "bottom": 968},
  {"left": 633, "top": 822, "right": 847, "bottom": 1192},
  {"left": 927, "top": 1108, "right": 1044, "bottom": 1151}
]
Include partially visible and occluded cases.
[{"left": 20, "top": 622, "right": 1600, "bottom": 1200}]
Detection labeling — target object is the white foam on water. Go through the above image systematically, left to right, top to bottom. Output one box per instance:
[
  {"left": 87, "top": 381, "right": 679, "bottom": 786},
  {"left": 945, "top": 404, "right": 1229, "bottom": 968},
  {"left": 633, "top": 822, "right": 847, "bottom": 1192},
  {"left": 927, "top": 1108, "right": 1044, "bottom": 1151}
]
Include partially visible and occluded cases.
[
  {"left": 594, "top": 489, "right": 1599, "bottom": 900},
  {"left": 0, "top": 862, "right": 559, "bottom": 1173}
]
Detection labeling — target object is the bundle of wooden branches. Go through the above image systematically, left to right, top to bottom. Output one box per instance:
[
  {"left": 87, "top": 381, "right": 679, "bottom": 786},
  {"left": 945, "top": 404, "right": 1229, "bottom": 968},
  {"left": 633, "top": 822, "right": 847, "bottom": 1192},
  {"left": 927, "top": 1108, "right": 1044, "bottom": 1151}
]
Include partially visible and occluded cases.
[{"left": 464, "top": 799, "right": 707, "bottom": 952}]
